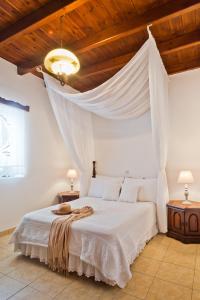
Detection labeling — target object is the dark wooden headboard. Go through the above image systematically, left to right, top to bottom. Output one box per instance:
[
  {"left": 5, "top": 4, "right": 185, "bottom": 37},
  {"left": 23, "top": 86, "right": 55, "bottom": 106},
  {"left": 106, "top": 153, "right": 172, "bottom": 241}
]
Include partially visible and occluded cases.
[{"left": 92, "top": 161, "right": 96, "bottom": 178}]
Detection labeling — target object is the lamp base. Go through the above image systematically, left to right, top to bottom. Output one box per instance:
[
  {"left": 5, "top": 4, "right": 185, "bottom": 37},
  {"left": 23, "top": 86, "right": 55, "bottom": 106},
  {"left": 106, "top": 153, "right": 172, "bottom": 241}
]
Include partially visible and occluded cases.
[{"left": 182, "top": 200, "right": 192, "bottom": 205}]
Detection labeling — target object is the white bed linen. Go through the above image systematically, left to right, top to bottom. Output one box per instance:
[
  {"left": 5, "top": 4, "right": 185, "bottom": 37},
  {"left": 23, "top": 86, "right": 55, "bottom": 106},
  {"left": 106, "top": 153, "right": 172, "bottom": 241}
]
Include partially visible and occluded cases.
[{"left": 11, "top": 197, "right": 157, "bottom": 288}]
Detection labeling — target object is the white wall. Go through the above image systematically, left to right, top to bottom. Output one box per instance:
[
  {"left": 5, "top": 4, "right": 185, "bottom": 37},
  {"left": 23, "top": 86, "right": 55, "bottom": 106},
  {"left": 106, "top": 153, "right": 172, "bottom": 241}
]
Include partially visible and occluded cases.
[
  {"left": 0, "top": 58, "right": 71, "bottom": 231},
  {"left": 1, "top": 58, "right": 199, "bottom": 231},
  {"left": 93, "top": 68, "right": 200, "bottom": 201},
  {"left": 167, "top": 68, "right": 200, "bottom": 200},
  {"left": 93, "top": 111, "right": 157, "bottom": 178}
]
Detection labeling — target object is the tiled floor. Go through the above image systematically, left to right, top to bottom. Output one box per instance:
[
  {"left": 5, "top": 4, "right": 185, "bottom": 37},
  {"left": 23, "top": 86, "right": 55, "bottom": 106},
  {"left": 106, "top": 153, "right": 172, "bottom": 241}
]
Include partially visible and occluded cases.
[{"left": 0, "top": 234, "right": 200, "bottom": 299}]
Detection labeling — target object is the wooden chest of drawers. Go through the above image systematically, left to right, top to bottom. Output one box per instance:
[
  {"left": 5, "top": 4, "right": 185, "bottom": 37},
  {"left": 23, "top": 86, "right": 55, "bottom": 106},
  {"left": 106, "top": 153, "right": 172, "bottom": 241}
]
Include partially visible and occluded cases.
[
  {"left": 57, "top": 191, "right": 80, "bottom": 203},
  {"left": 167, "top": 200, "right": 200, "bottom": 243}
]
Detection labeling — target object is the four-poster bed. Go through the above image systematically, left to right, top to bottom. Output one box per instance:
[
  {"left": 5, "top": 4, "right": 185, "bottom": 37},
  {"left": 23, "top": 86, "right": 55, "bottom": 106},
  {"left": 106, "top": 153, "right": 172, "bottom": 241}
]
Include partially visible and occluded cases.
[
  {"left": 10, "top": 28, "right": 169, "bottom": 288},
  {"left": 11, "top": 162, "right": 158, "bottom": 288}
]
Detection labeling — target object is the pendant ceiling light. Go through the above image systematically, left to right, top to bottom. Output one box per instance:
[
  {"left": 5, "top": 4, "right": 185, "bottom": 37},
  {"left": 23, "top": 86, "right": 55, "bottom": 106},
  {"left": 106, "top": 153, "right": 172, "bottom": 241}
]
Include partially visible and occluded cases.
[{"left": 44, "top": 16, "right": 80, "bottom": 85}]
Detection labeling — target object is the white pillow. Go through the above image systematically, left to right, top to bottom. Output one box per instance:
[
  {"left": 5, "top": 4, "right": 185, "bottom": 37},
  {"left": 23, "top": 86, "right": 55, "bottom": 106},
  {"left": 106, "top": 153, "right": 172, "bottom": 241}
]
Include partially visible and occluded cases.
[
  {"left": 88, "top": 176, "right": 123, "bottom": 198},
  {"left": 88, "top": 177, "right": 103, "bottom": 198},
  {"left": 122, "top": 178, "right": 157, "bottom": 202},
  {"left": 102, "top": 181, "right": 121, "bottom": 201},
  {"left": 119, "top": 181, "right": 140, "bottom": 203}
]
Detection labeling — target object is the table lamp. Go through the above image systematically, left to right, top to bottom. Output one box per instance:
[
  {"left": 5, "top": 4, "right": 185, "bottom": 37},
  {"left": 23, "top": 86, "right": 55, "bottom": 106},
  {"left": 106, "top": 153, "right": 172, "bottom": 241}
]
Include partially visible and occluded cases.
[
  {"left": 67, "top": 169, "right": 77, "bottom": 192},
  {"left": 177, "top": 170, "right": 194, "bottom": 205}
]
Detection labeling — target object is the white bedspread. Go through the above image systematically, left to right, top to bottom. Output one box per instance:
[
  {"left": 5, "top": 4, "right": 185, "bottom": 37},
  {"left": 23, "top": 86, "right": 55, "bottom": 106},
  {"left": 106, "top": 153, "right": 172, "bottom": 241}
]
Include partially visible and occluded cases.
[{"left": 11, "top": 197, "right": 157, "bottom": 287}]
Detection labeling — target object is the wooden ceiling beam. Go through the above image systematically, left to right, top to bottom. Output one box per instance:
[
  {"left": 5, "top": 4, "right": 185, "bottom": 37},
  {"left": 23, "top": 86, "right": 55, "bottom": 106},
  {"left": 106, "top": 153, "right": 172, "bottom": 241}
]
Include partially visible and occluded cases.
[
  {"left": 0, "top": 0, "right": 89, "bottom": 46},
  {"left": 17, "top": 0, "right": 200, "bottom": 75},
  {"left": 72, "top": 0, "right": 200, "bottom": 54},
  {"left": 29, "top": 27, "right": 200, "bottom": 82},
  {"left": 74, "top": 29, "right": 200, "bottom": 79},
  {"left": 160, "top": 29, "right": 200, "bottom": 55},
  {"left": 76, "top": 53, "right": 133, "bottom": 78},
  {"left": 167, "top": 58, "right": 200, "bottom": 74}
]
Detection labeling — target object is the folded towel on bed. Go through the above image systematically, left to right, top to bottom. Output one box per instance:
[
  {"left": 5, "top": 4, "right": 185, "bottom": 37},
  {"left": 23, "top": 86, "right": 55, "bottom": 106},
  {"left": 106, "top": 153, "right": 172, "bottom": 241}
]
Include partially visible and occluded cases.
[{"left": 48, "top": 206, "right": 94, "bottom": 272}]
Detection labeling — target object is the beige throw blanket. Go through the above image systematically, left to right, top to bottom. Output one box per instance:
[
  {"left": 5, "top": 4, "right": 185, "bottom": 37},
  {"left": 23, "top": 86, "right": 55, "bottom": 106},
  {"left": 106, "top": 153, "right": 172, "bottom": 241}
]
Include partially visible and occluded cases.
[{"left": 48, "top": 206, "right": 93, "bottom": 272}]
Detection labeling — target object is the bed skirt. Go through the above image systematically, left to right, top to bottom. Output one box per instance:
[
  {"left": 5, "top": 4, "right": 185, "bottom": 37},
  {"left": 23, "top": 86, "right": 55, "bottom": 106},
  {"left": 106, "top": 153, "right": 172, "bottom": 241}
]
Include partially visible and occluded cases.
[
  {"left": 14, "top": 224, "right": 157, "bottom": 287},
  {"left": 14, "top": 243, "right": 116, "bottom": 286}
]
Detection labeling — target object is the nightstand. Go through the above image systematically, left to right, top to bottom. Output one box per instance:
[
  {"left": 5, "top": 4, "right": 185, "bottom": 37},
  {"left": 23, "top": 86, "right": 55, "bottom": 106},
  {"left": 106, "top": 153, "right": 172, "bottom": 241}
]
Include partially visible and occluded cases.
[
  {"left": 57, "top": 191, "right": 80, "bottom": 203},
  {"left": 167, "top": 200, "right": 200, "bottom": 243}
]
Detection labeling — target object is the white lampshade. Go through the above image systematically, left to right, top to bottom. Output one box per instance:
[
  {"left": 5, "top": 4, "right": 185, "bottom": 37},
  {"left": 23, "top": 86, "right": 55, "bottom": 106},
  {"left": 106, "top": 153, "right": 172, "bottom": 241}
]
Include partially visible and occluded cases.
[
  {"left": 44, "top": 48, "right": 80, "bottom": 76},
  {"left": 67, "top": 169, "right": 77, "bottom": 179},
  {"left": 177, "top": 170, "right": 194, "bottom": 184}
]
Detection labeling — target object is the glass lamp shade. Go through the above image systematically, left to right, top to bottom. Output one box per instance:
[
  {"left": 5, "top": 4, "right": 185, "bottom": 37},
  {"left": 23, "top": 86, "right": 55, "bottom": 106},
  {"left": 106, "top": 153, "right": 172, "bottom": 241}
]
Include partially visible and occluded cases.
[
  {"left": 44, "top": 48, "right": 80, "bottom": 76},
  {"left": 67, "top": 169, "right": 77, "bottom": 180},
  {"left": 177, "top": 170, "right": 194, "bottom": 184}
]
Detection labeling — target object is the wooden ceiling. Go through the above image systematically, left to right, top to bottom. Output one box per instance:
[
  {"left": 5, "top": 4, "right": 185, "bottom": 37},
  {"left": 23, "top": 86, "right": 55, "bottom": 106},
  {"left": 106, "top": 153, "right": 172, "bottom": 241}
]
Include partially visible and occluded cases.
[{"left": 0, "top": 0, "right": 199, "bottom": 91}]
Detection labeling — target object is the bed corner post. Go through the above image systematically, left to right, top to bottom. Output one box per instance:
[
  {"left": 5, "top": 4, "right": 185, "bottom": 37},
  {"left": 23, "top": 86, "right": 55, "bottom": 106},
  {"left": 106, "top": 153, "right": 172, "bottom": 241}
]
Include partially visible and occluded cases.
[{"left": 92, "top": 161, "right": 96, "bottom": 178}]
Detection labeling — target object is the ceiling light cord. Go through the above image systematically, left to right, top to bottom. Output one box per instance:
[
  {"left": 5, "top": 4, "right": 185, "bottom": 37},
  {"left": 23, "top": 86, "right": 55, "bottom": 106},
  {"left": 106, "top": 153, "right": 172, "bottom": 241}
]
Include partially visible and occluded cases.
[
  {"left": 43, "top": 13, "right": 80, "bottom": 86},
  {"left": 60, "top": 15, "right": 64, "bottom": 48}
]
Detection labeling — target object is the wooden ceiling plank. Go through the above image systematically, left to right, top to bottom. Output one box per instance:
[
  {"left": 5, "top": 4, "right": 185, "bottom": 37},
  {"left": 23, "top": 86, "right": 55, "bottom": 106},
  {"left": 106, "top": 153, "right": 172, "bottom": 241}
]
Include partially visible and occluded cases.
[
  {"left": 0, "top": 0, "right": 90, "bottom": 45},
  {"left": 17, "top": 0, "right": 200, "bottom": 75},
  {"left": 70, "top": 0, "right": 200, "bottom": 53},
  {"left": 50, "top": 29, "right": 200, "bottom": 79},
  {"left": 160, "top": 29, "right": 200, "bottom": 55},
  {"left": 76, "top": 53, "right": 133, "bottom": 78},
  {"left": 167, "top": 57, "right": 200, "bottom": 74}
]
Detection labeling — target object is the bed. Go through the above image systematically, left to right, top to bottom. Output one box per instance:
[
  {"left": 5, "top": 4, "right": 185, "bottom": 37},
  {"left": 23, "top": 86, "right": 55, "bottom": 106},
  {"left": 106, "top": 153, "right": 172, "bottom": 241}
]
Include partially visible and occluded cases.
[{"left": 10, "top": 196, "right": 157, "bottom": 288}]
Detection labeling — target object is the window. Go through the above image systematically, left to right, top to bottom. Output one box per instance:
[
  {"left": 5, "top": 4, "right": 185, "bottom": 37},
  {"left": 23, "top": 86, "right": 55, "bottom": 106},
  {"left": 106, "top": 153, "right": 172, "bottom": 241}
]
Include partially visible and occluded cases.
[{"left": 0, "top": 103, "right": 25, "bottom": 178}]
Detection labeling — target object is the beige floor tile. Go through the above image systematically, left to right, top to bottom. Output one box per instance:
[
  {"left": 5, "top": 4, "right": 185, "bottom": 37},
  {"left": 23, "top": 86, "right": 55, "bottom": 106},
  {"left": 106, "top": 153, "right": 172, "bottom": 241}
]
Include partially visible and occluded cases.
[
  {"left": 2, "top": 234, "right": 198, "bottom": 300},
  {"left": 150, "top": 234, "right": 172, "bottom": 247},
  {"left": 0, "top": 235, "right": 11, "bottom": 245},
  {"left": 0, "top": 236, "right": 14, "bottom": 251},
  {"left": 170, "top": 239, "right": 197, "bottom": 255},
  {"left": 0, "top": 240, "right": 11, "bottom": 248},
  {"left": 0, "top": 243, "right": 14, "bottom": 252},
  {"left": 141, "top": 243, "right": 168, "bottom": 261},
  {"left": 0, "top": 246, "right": 12, "bottom": 261},
  {"left": 197, "top": 246, "right": 200, "bottom": 255},
  {"left": 163, "top": 248, "right": 196, "bottom": 269},
  {"left": 0, "top": 254, "right": 27, "bottom": 275},
  {"left": 132, "top": 256, "right": 161, "bottom": 277},
  {"left": 196, "top": 256, "right": 200, "bottom": 270},
  {"left": 8, "top": 259, "right": 47, "bottom": 284},
  {"left": 156, "top": 261, "right": 194, "bottom": 288},
  {"left": 30, "top": 269, "right": 73, "bottom": 297},
  {"left": 194, "top": 270, "right": 200, "bottom": 291},
  {"left": 124, "top": 271, "right": 153, "bottom": 299},
  {"left": 0, "top": 275, "right": 26, "bottom": 300},
  {"left": 54, "top": 278, "right": 137, "bottom": 300},
  {"left": 54, "top": 278, "right": 102, "bottom": 300},
  {"left": 146, "top": 278, "right": 192, "bottom": 300},
  {"left": 9, "top": 286, "right": 52, "bottom": 299},
  {"left": 56, "top": 289, "right": 137, "bottom": 300},
  {"left": 100, "top": 290, "right": 138, "bottom": 300},
  {"left": 193, "top": 290, "right": 200, "bottom": 300},
  {"left": 102, "top": 293, "right": 138, "bottom": 300}
]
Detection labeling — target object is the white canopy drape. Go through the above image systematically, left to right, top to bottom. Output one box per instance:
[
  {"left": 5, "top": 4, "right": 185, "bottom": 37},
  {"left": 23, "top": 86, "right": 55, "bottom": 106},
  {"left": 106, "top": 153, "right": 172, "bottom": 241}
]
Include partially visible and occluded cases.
[
  {"left": 44, "top": 30, "right": 169, "bottom": 232},
  {"left": 44, "top": 39, "right": 150, "bottom": 120},
  {"left": 46, "top": 89, "right": 95, "bottom": 197}
]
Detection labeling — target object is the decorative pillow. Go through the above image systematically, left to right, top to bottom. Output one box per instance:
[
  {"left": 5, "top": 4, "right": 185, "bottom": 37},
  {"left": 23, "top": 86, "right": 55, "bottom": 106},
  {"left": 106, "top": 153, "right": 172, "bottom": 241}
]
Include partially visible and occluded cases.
[
  {"left": 88, "top": 175, "right": 123, "bottom": 198},
  {"left": 88, "top": 177, "right": 104, "bottom": 198},
  {"left": 122, "top": 178, "right": 157, "bottom": 202},
  {"left": 102, "top": 181, "right": 121, "bottom": 201},
  {"left": 119, "top": 181, "right": 140, "bottom": 203}
]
